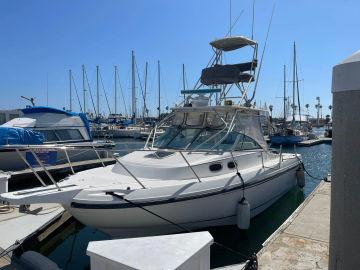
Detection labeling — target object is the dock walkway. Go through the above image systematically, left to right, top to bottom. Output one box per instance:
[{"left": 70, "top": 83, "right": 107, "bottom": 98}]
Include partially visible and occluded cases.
[
  {"left": 298, "top": 137, "right": 332, "bottom": 147},
  {"left": 257, "top": 181, "right": 330, "bottom": 269},
  {"left": 0, "top": 203, "right": 65, "bottom": 269}
]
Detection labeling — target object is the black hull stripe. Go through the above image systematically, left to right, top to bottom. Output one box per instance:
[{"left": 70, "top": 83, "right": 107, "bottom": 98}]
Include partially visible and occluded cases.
[{"left": 71, "top": 163, "right": 300, "bottom": 210}]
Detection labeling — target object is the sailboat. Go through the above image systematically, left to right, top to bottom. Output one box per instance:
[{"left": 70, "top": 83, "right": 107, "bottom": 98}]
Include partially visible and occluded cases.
[
  {"left": 270, "top": 42, "right": 310, "bottom": 145},
  {"left": 108, "top": 51, "right": 158, "bottom": 139}
]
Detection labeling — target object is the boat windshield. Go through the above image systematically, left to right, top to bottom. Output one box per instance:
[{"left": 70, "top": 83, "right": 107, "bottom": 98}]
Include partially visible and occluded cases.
[{"left": 153, "top": 127, "right": 260, "bottom": 151}]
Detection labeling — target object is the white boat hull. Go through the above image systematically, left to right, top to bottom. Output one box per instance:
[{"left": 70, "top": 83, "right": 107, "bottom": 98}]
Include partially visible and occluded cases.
[{"left": 65, "top": 163, "right": 299, "bottom": 238}]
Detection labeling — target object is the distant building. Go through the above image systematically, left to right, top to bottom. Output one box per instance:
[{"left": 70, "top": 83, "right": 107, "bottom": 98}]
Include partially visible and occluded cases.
[{"left": 0, "top": 109, "right": 21, "bottom": 125}]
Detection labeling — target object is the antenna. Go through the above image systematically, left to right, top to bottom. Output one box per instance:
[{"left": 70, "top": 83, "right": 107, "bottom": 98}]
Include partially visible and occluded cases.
[
  {"left": 229, "top": 0, "right": 232, "bottom": 36},
  {"left": 251, "top": 0, "right": 255, "bottom": 40},
  {"left": 247, "top": 3, "right": 275, "bottom": 104},
  {"left": 131, "top": 50, "right": 136, "bottom": 122},
  {"left": 158, "top": 60, "right": 161, "bottom": 119},
  {"left": 144, "top": 62, "right": 148, "bottom": 118},
  {"left": 82, "top": 64, "right": 86, "bottom": 113},
  {"left": 96, "top": 65, "right": 100, "bottom": 116},
  {"left": 114, "top": 66, "right": 117, "bottom": 114},
  {"left": 69, "top": 70, "right": 72, "bottom": 111},
  {"left": 46, "top": 73, "right": 49, "bottom": 106}
]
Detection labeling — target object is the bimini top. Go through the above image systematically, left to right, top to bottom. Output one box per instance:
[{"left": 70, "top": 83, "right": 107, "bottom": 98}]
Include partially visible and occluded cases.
[{"left": 210, "top": 36, "right": 257, "bottom": 51}]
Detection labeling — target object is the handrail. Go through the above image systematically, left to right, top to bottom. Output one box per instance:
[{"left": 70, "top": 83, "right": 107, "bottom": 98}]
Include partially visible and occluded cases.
[
  {"left": 0, "top": 144, "right": 252, "bottom": 154},
  {"left": 92, "top": 145, "right": 105, "bottom": 167},
  {"left": 63, "top": 147, "right": 75, "bottom": 174},
  {"left": 15, "top": 149, "right": 47, "bottom": 187},
  {"left": 29, "top": 149, "right": 61, "bottom": 191},
  {"left": 179, "top": 151, "right": 201, "bottom": 183},
  {"left": 111, "top": 153, "right": 146, "bottom": 189}
]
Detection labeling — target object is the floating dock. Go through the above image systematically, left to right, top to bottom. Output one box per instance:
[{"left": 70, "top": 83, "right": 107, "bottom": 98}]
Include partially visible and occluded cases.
[
  {"left": 298, "top": 137, "right": 332, "bottom": 147},
  {"left": 257, "top": 180, "right": 330, "bottom": 269},
  {"left": 0, "top": 203, "right": 68, "bottom": 269}
]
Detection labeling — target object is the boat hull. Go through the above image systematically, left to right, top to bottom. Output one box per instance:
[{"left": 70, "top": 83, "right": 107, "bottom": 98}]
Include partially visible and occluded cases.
[
  {"left": 269, "top": 135, "right": 306, "bottom": 145},
  {"left": 65, "top": 163, "right": 300, "bottom": 238}
]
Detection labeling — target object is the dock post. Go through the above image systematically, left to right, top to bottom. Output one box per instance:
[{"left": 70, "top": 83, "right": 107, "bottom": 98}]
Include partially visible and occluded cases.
[{"left": 329, "top": 50, "right": 360, "bottom": 269}]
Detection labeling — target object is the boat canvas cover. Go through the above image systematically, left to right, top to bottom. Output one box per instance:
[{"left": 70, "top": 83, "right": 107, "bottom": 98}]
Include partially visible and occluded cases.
[
  {"left": 210, "top": 36, "right": 257, "bottom": 51},
  {"left": 201, "top": 65, "right": 254, "bottom": 85},
  {"left": 0, "top": 127, "right": 44, "bottom": 145}
]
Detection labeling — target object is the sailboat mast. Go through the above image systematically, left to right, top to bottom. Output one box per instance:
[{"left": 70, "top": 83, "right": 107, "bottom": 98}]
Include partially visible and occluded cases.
[
  {"left": 292, "top": 42, "right": 296, "bottom": 122},
  {"left": 295, "top": 45, "right": 302, "bottom": 124},
  {"left": 131, "top": 51, "right": 136, "bottom": 122},
  {"left": 158, "top": 60, "right": 161, "bottom": 119},
  {"left": 144, "top": 62, "right": 148, "bottom": 118},
  {"left": 182, "top": 63, "right": 186, "bottom": 100},
  {"left": 82, "top": 64, "right": 86, "bottom": 113},
  {"left": 96, "top": 65, "right": 100, "bottom": 116},
  {"left": 283, "top": 65, "right": 286, "bottom": 122},
  {"left": 114, "top": 66, "right": 117, "bottom": 114},
  {"left": 69, "top": 70, "right": 72, "bottom": 111}
]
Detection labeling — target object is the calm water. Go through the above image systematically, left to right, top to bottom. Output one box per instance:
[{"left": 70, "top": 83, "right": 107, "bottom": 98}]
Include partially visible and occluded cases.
[{"left": 33, "top": 133, "right": 332, "bottom": 269}]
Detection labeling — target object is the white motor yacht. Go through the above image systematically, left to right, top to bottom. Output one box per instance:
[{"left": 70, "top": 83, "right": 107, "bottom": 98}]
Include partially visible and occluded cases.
[
  {"left": 0, "top": 35, "right": 304, "bottom": 238},
  {"left": 0, "top": 103, "right": 303, "bottom": 237}
]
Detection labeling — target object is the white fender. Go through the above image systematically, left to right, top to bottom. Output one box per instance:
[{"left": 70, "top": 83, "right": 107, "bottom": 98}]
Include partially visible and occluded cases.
[{"left": 236, "top": 198, "right": 250, "bottom": 230}]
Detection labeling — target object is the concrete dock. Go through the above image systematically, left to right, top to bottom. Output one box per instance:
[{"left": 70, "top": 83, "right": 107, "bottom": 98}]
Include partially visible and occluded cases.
[
  {"left": 298, "top": 137, "right": 332, "bottom": 147},
  {"left": 257, "top": 181, "right": 330, "bottom": 269}
]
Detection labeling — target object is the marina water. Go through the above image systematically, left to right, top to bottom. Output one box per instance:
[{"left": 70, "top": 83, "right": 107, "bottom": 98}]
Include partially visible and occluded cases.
[{"left": 31, "top": 131, "right": 331, "bottom": 269}]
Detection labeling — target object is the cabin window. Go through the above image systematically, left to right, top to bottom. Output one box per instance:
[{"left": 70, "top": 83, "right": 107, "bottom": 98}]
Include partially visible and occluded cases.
[
  {"left": 166, "top": 128, "right": 202, "bottom": 149},
  {"left": 38, "top": 129, "right": 84, "bottom": 142},
  {"left": 56, "top": 129, "right": 83, "bottom": 141},
  {"left": 40, "top": 130, "right": 59, "bottom": 142},
  {"left": 188, "top": 130, "right": 260, "bottom": 151},
  {"left": 234, "top": 134, "right": 260, "bottom": 150}
]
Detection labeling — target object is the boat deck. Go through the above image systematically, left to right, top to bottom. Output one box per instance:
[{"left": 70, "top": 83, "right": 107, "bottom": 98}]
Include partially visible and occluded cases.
[{"left": 0, "top": 203, "right": 65, "bottom": 269}]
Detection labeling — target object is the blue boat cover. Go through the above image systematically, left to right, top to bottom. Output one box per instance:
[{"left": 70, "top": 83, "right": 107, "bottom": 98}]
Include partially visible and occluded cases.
[
  {"left": 21, "top": 106, "right": 92, "bottom": 140},
  {"left": 21, "top": 106, "right": 76, "bottom": 116},
  {"left": 0, "top": 127, "right": 44, "bottom": 145}
]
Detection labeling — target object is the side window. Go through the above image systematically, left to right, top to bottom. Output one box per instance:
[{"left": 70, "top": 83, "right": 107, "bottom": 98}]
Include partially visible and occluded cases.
[
  {"left": 55, "top": 129, "right": 84, "bottom": 141},
  {"left": 67, "top": 129, "right": 84, "bottom": 140},
  {"left": 40, "top": 130, "right": 59, "bottom": 142},
  {"left": 235, "top": 134, "right": 260, "bottom": 150}
]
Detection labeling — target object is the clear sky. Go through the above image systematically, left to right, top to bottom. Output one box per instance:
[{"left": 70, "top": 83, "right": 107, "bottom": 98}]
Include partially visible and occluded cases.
[{"left": 0, "top": 0, "right": 359, "bottom": 117}]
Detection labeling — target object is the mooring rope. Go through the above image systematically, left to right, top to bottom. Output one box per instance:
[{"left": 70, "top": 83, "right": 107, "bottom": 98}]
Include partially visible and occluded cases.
[{"left": 105, "top": 191, "right": 256, "bottom": 264}]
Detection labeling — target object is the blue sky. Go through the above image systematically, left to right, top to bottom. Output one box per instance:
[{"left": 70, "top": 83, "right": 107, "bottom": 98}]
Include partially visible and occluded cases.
[{"left": 0, "top": 0, "right": 359, "bottom": 117}]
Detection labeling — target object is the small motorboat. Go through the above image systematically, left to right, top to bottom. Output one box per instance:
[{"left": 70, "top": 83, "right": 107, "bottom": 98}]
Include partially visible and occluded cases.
[{"left": 0, "top": 106, "right": 114, "bottom": 172}]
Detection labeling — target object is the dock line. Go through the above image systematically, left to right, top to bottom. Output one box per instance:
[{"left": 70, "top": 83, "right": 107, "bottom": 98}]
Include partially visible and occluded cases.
[{"left": 105, "top": 191, "right": 258, "bottom": 269}]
